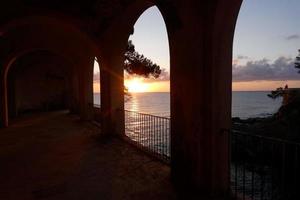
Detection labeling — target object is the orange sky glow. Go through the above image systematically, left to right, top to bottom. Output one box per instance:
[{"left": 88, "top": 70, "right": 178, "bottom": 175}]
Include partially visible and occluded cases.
[
  {"left": 93, "top": 77, "right": 170, "bottom": 93},
  {"left": 124, "top": 78, "right": 169, "bottom": 93},
  {"left": 93, "top": 79, "right": 300, "bottom": 93},
  {"left": 232, "top": 80, "right": 300, "bottom": 91}
]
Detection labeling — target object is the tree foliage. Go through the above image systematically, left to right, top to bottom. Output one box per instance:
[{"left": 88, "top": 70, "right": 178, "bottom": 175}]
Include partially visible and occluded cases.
[
  {"left": 124, "top": 40, "right": 161, "bottom": 78},
  {"left": 268, "top": 49, "right": 300, "bottom": 100},
  {"left": 295, "top": 49, "right": 300, "bottom": 73},
  {"left": 268, "top": 87, "right": 286, "bottom": 99}
]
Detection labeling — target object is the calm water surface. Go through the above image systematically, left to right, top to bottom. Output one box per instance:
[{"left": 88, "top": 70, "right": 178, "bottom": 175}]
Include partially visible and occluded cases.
[{"left": 94, "top": 91, "right": 282, "bottom": 119}]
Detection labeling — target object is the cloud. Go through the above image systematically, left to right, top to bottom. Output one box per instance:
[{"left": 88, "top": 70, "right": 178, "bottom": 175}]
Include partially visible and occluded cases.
[
  {"left": 285, "top": 34, "right": 300, "bottom": 40},
  {"left": 233, "top": 55, "right": 250, "bottom": 65},
  {"left": 237, "top": 55, "right": 249, "bottom": 60},
  {"left": 95, "top": 57, "right": 298, "bottom": 83},
  {"left": 233, "top": 57, "right": 300, "bottom": 82},
  {"left": 157, "top": 68, "right": 170, "bottom": 81},
  {"left": 93, "top": 72, "right": 100, "bottom": 82}
]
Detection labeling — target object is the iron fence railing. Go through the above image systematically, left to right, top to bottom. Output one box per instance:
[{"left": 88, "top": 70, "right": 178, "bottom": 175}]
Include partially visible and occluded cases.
[
  {"left": 93, "top": 104, "right": 101, "bottom": 108},
  {"left": 93, "top": 104, "right": 101, "bottom": 123},
  {"left": 116, "top": 109, "right": 300, "bottom": 199},
  {"left": 124, "top": 110, "right": 170, "bottom": 162},
  {"left": 231, "top": 130, "right": 300, "bottom": 200}
]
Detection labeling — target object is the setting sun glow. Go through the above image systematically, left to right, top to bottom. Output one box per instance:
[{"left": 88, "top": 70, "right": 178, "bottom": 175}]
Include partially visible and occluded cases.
[{"left": 125, "top": 78, "right": 149, "bottom": 93}]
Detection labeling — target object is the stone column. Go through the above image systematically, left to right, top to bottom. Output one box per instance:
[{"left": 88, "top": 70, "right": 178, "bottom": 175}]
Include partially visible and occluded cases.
[
  {"left": 94, "top": 0, "right": 152, "bottom": 136},
  {"left": 169, "top": 0, "right": 241, "bottom": 198},
  {"left": 100, "top": 51, "right": 125, "bottom": 136},
  {"left": 78, "top": 56, "right": 94, "bottom": 121},
  {"left": 7, "top": 70, "right": 17, "bottom": 118},
  {"left": 0, "top": 75, "right": 8, "bottom": 128}
]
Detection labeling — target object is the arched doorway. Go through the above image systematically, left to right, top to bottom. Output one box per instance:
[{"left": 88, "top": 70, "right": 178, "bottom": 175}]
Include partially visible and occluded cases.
[
  {"left": 231, "top": 1, "right": 300, "bottom": 198},
  {"left": 123, "top": 6, "right": 171, "bottom": 161},
  {"left": 4, "top": 50, "right": 74, "bottom": 124},
  {"left": 93, "top": 57, "right": 102, "bottom": 123},
  {"left": 93, "top": 57, "right": 101, "bottom": 107}
]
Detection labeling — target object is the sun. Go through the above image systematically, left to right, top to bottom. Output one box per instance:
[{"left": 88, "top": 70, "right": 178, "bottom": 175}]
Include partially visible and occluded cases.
[{"left": 125, "top": 78, "right": 148, "bottom": 93}]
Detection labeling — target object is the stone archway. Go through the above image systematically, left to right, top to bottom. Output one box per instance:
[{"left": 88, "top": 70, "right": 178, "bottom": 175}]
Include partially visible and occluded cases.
[
  {"left": 0, "top": 0, "right": 246, "bottom": 197},
  {"left": 111, "top": 0, "right": 244, "bottom": 196},
  {"left": 0, "top": 16, "right": 99, "bottom": 127},
  {"left": 0, "top": 49, "right": 78, "bottom": 127},
  {"left": 7, "top": 51, "right": 74, "bottom": 117}
]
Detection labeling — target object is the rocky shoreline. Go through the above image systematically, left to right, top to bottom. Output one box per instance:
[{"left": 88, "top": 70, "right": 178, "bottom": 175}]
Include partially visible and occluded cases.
[{"left": 232, "top": 98, "right": 300, "bottom": 143}]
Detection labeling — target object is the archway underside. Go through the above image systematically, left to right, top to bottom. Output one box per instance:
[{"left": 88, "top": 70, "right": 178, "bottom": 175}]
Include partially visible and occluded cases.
[{"left": 0, "top": 0, "right": 243, "bottom": 198}]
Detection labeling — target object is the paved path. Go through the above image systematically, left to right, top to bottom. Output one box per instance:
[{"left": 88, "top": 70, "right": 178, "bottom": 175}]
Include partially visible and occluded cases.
[{"left": 0, "top": 111, "right": 175, "bottom": 200}]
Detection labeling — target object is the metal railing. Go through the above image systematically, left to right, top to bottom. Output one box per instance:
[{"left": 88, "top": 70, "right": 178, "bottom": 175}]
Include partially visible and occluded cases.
[
  {"left": 93, "top": 104, "right": 101, "bottom": 108},
  {"left": 93, "top": 104, "right": 101, "bottom": 123},
  {"left": 115, "top": 109, "right": 300, "bottom": 199},
  {"left": 124, "top": 110, "right": 170, "bottom": 162},
  {"left": 231, "top": 130, "right": 300, "bottom": 200}
]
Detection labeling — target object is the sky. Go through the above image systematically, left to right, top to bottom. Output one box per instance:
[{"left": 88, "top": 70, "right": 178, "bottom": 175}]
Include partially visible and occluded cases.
[
  {"left": 94, "top": 0, "right": 300, "bottom": 92},
  {"left": 232, "top": 0, "right": 300, "bottom": 90}
]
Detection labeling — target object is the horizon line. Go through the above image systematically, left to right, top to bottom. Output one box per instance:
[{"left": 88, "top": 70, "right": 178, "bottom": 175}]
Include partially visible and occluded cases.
[{"left": 93, "top": 90, "right": 291, "bottom": 94}]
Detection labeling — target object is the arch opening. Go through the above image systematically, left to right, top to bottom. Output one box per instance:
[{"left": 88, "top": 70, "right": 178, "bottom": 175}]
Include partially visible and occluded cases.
[
  {"left": 231, "top": 1, "right": 300, "bottom": 198},
  {"left": 123, "top": 6, "right": 171, "bottom": 161},
  {"left": 0, "top": 16, "right": 99, "bottom": 126},
  {"left": 3, "top": 50, "right": 75, "bottom": 125},
  {"left": 92, "top": 57, "right": 102, "bottom": 123},
  {"left": 93, "top": 58, "right": 101, "bottom": 107}
]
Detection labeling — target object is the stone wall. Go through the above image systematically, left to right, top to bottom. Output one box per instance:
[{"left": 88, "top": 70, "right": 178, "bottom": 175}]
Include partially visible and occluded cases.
[{"left": 8, "top": 52, "right": 70, "bottom": 115}]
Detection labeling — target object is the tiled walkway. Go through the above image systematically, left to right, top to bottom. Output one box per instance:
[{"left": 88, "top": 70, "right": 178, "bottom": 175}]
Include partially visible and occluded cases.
[{"left": 0, "top": 111, "right": 176, "bottom": 200}]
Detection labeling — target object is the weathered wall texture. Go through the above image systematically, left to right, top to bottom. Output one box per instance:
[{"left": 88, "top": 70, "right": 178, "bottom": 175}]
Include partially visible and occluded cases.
[{"left": 9, "top": 52, "right": 70, "bottom": 115}]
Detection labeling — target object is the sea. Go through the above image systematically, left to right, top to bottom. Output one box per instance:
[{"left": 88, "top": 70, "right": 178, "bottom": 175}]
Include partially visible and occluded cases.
[
  {"left": 93, "top": 91, "right": 282, "bottom": 119},
  {"left": 94, "top": 91, "right": 283, "bottom": 199}
]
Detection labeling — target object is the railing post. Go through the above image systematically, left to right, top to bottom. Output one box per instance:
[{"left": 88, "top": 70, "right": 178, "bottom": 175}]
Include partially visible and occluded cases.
[
  {"left": 123, "top": 110, "right": 171, "bottom": 163},
  {"left": 231, "top": 130, "right": 300, "bottom": 199}
]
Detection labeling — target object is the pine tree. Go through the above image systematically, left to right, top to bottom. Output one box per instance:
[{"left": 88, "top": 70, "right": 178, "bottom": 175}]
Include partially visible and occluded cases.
[
  {"left": 124, "top": 40, "right": 161, "bottom": 78},
  {"left": 295, "top": 49, "right": 300, "bottom": 73}
]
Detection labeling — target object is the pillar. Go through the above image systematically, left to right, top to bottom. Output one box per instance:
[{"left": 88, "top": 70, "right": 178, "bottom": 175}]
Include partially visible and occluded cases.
[
  {"left": 94, "top": 0, "right": 153, "bottom": 137},
  {"left": 169, "top": 0, "right": 241, "bottom": 198},
  {"left": 100, "top": 51, "right": 125, "bottom": 136},
  {"left": 78, "top": 56, "right": 94, "bottom": 121},
  {"left": 7, "top": 68, "right": 17, "bottom": 118},
  {"left": 0, "top": 75, "right": 8, "bottom": 128}
]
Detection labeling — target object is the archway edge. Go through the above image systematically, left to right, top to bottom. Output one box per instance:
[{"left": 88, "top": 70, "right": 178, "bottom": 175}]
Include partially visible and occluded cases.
[
  {"left": 97, "top": 0, "right": 176, "bottom": 53},
  {"left": 116, "top": 0, "right": 244, "bottom": 197},
  {"left": 0, "top": 15, "right": 101, "bottom": 59},
  {"left": 0, "top": 15, "right": 101, "bottom": 127},
  {"left": 0, "top": 48, "right": 78, "bottom": 128},
  {"left": 2, "top": 48, "right": 76, "bottom": 81}
]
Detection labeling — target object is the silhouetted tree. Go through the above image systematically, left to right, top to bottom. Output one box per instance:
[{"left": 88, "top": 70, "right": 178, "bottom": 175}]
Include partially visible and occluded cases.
[
  {"left": 124, "top": 40, "right": 161, "bottom": 78},
  {"left": 123, "top": 41, "right": 162, "bottom": 100},
  {"left": 268, "top": 48, "right": 300, "bottom": 100},
  {"left": 295, "top": 49, "right": 300, "bottom": 73},
  {"left": 268, "top": 85, "right": 288, "bottom": 99}
]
